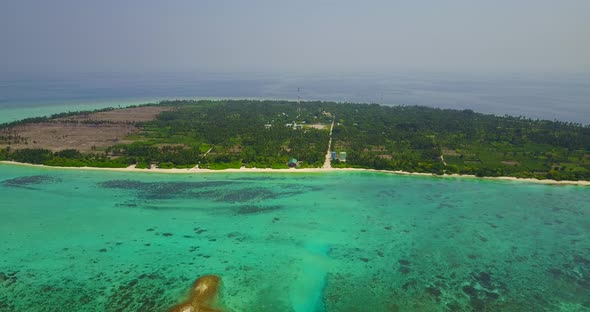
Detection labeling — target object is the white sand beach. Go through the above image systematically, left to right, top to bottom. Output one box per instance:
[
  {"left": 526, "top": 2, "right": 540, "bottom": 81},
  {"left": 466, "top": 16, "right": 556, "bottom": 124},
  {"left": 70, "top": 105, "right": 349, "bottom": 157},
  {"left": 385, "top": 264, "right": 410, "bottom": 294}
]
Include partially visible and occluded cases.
[{"left": 1, "top": 160, "right": 589, "bottom": 186}]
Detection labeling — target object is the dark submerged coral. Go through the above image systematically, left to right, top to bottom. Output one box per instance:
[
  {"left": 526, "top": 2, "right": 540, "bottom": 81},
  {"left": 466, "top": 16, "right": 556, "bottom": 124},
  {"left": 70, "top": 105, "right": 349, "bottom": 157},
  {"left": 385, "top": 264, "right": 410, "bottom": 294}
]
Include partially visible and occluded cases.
[
  {"left": 1, "top": 175, "right": 60, "bottom": 189},
  {"left": 235, "top": 205, "right": 282, "bottom": 215}
]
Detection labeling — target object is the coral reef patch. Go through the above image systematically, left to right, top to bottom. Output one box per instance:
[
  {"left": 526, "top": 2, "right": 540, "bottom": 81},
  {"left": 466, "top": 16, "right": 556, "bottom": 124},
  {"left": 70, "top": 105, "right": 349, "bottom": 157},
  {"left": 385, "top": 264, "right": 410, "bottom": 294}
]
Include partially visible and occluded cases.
[{"left": 1, "top": 175, "right": 60, "bottom": 189}]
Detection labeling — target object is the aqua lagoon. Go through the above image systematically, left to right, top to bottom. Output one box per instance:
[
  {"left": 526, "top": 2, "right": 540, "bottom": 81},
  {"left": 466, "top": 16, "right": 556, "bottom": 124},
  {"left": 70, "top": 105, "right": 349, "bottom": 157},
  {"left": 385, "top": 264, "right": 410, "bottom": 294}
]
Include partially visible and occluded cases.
[{"left": 0, "top": 163, "right": 589, "bottom": 311}]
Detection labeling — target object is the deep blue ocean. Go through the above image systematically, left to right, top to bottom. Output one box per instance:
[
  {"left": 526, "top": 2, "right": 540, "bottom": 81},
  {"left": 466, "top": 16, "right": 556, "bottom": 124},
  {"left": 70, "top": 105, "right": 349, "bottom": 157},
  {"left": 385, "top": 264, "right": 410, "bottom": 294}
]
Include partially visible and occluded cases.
[{"left": 1, "top": 71, "right": 589, "bottom": 125}]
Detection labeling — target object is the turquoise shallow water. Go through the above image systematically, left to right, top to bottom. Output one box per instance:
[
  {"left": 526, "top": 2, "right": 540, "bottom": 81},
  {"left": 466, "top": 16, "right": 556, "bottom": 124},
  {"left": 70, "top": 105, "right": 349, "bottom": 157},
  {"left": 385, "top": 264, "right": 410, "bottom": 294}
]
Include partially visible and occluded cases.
[{"left": 0, "top": 164, "right": 589, "bottom": 311}]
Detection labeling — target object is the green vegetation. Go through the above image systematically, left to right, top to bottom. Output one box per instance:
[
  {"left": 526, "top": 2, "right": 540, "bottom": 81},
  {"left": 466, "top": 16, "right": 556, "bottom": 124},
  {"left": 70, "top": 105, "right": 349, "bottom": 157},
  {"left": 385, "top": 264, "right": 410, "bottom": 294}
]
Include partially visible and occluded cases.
[
  {"left": 1, "top": 100, "right": 589, "bottom": 180},
  {"left": 117, "top": 100, "right": 331, "bottom": 169},
  {"left": 328, "top": 104, "right": 590, "bottom": 180},
  {"left": 1, "top": 148, "right": 129, "bottom": 168}
]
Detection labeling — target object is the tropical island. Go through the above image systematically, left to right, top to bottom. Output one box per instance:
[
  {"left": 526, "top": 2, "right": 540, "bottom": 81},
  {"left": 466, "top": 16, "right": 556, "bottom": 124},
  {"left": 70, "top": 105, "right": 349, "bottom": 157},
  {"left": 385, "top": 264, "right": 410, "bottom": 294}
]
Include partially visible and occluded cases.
[{"left": 1, "top": 99, "right": 589, "bottom": 182}]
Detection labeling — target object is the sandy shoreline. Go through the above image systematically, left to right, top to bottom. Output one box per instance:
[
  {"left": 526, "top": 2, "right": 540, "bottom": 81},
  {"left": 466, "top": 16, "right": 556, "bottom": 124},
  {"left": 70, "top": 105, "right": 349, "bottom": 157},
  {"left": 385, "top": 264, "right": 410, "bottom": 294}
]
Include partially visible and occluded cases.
[{"left": 1, "top": 160, "right": 589, "bottom": 186}]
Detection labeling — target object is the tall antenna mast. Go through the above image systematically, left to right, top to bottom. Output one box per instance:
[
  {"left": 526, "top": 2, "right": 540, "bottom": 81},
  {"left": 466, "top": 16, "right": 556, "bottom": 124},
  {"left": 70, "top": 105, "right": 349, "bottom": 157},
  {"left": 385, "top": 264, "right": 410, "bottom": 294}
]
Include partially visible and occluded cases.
[{"left": 297, "top": 87, "right": 301, "bottom": 117}]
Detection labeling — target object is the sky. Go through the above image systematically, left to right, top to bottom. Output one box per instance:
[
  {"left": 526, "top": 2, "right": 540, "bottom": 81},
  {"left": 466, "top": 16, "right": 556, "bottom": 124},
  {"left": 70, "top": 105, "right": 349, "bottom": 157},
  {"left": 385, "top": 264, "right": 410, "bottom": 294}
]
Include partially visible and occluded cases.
[{"left": 1, "top": 0, "right": 589, "bottom": 73}]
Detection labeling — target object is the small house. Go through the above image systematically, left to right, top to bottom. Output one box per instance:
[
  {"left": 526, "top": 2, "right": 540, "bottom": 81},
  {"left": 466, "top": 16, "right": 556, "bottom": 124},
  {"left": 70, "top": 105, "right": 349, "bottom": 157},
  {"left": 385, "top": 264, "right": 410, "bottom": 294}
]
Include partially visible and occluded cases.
[{"left": 287, "top": 158, "right": 298, "bottom": 168}]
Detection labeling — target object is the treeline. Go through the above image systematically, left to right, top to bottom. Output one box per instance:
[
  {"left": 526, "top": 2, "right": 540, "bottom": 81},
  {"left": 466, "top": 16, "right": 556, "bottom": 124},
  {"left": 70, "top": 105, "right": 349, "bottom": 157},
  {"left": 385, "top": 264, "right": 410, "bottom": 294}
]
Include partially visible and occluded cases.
[
  {"left": 106, "top": 142, "right": 199, "bottom": 169},
  {"left": 0, "top": 145, "right": 202, "bottom": 169},
  {"left": 0, "top": 148, "right": 129, "bottom": 168}
]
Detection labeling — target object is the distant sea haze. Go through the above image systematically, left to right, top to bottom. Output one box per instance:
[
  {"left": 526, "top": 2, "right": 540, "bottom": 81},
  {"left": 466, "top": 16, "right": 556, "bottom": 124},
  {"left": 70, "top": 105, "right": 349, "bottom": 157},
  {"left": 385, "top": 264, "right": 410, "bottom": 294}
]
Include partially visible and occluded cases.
[{"left": 0, "top": 71, "right": 588, "bottom": 125}]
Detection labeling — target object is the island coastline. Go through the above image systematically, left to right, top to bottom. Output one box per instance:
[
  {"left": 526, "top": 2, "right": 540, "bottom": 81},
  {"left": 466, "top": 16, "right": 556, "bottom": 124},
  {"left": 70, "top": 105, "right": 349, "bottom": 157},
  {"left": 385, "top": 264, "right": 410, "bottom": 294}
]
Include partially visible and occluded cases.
[{"left": 2, "top": 101, "right": 589, "bottom": 184}]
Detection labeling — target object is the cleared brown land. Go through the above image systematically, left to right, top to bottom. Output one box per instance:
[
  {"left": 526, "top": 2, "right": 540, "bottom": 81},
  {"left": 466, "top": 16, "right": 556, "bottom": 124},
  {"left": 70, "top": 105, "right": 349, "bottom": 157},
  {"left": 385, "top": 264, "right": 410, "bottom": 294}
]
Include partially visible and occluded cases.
[
  {"left": 0, "top": 106, "right": 170, "bottom": 153},
  {"left": 61, "top": 106, "right": 169, "bottom": 123}
]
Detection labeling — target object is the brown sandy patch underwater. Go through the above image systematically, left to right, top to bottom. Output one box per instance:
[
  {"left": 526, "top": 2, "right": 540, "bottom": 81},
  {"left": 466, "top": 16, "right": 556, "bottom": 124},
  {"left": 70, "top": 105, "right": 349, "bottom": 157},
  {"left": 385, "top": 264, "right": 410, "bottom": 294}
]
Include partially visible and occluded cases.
[{"left": 169, "top": 275, "right": 224, "bottom": 312}]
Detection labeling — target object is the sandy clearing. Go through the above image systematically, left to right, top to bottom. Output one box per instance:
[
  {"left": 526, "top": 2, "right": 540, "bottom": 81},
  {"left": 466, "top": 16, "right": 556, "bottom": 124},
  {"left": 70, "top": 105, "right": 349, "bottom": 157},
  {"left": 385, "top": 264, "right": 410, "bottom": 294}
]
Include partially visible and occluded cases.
[{"left": 0, "top": 106, "right": 171, "bottom": 152}]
